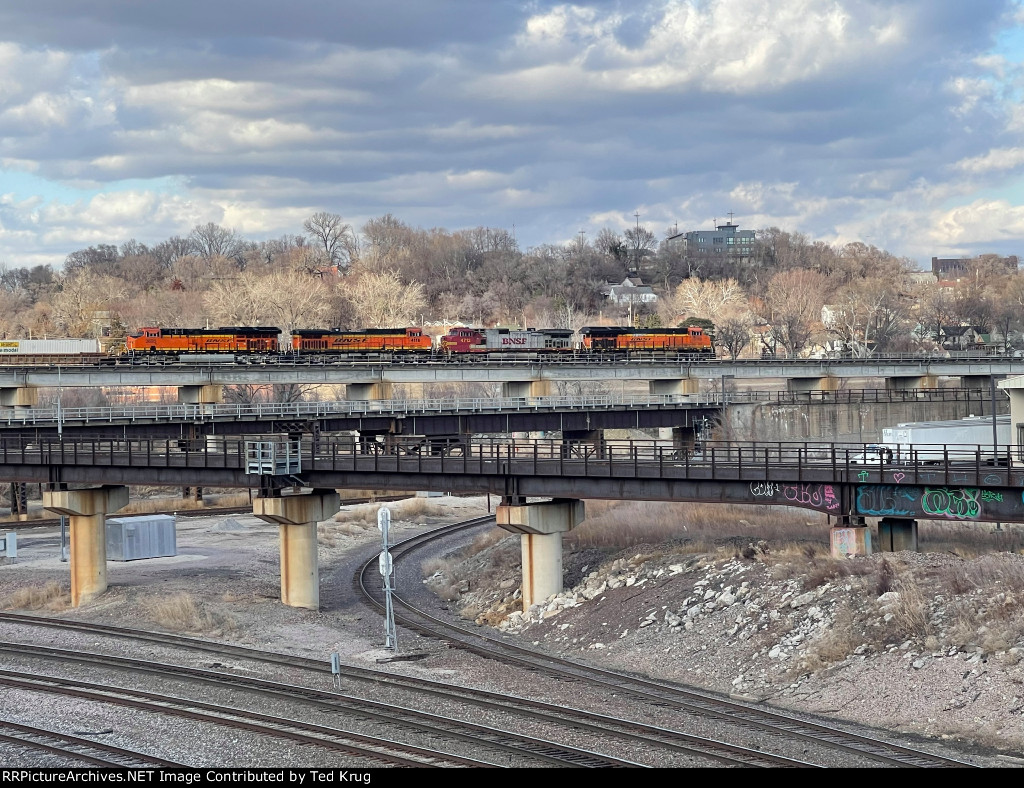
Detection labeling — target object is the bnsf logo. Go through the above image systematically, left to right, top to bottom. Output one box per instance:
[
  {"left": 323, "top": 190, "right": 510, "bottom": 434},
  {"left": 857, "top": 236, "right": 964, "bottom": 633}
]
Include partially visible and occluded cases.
[{"left": 501, "top": 337, "right": 528, "bottom": 345}]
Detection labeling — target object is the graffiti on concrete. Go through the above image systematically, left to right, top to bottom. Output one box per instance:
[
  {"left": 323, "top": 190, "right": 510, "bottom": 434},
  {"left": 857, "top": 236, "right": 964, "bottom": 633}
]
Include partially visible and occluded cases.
[
  {"left": 857, "top": 471, "right": 869, "bottom": 482},
  {"left": 892, "top": 472, "right": 906, "bottom": 483},
  {"left": 984, "top": 474, "right": 1002, "bottom": 485},
  {"left": 749, "top": 482, "right": 781, "bottom": 497},
  {"left": 823, "top": 485, "right": 839, "bottom": 510},
  {"left": 857, "top": 485, "right": 917, "bottom": 517},
  {"left": 922, "top": 487, "right": 981, "bottom": 520},
  {"left": 982, "top": 490, "right": 1003, "bottom": 503}
]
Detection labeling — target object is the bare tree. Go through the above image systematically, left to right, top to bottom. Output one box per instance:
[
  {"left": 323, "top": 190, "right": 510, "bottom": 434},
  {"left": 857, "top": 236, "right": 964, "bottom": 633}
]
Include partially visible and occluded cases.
[
  {"left": 303, "top": 212, "right": 354, "bottom": 269},
  {"left": 189, "top": 222, "right": 243, "bottom": 261},
  {"left": 260, "top": 269, "right": 331, "bottom": 336},
  {"left": 346, "top": 269, "right": 427, "bottom": 327},
  {"left": 761, "top": 269, "right": 827, "bottom": 357},
  {"left": 51, "top": 270, "right": 130, "bottom": 337},
  {"left": 202, "top": 271, "right": 275, "bottom": 326},
  {"left": 663, "top": 277, "right": 746, "bottom": 324},
  {"left": 714, "top": 310, "right": 757, "bottom": 359}
]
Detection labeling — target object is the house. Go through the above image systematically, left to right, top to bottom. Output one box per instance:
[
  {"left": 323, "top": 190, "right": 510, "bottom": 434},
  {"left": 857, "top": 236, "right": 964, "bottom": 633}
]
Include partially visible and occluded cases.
[
  {"left": 600, "top": 277, "right": 658, "bottom": 306},
  {"left": 939, "top": 325, "right": 989, "bottom": 352}
]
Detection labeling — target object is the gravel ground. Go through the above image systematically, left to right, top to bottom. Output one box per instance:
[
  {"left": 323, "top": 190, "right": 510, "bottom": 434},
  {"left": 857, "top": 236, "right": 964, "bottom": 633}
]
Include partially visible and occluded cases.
[{"left": 0, "top": 495, "right": 1020, "bottom": 768}]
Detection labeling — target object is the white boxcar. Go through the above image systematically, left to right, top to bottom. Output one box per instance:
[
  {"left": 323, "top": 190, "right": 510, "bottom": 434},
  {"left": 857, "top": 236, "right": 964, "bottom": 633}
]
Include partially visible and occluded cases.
[
  {"left": 0, "top": 339, "right": 101, "bottom": 354},
  {"left": 105, "top": 515, "right": 177, "bottom": 561}
]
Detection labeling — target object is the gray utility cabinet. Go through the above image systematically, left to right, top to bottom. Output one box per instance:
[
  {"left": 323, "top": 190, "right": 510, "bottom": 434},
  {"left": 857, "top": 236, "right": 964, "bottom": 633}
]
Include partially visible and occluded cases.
[{"left": 105, "top": 515, "right": 177, "bottom": 561}]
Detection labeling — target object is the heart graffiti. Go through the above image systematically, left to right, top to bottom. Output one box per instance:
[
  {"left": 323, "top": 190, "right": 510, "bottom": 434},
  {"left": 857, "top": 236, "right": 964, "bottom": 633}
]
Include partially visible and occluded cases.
[{"left": 892, "top": 472, "right": 905, "bottom": 483}]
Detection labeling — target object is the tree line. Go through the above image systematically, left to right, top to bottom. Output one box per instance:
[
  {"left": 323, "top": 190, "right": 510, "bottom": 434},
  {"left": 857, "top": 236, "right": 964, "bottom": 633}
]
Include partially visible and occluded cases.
[{"left": 1, "top": 213, "right": 1022, "bottom": 359}]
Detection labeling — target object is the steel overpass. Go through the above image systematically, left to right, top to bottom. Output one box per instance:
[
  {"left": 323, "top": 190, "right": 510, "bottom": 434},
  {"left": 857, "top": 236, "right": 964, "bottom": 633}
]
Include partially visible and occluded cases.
[{"left": 3, "top": 433, "right": 1020, "bottom": 524}]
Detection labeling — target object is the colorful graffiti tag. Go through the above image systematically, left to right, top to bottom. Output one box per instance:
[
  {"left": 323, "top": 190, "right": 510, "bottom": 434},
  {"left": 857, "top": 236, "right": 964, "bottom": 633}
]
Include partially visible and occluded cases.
[
  {"left": 856, "top": 485, "right": 917, "bottom": 517},
  {"left": 921, "top": 487, "right": 981, "bottom": 520}
]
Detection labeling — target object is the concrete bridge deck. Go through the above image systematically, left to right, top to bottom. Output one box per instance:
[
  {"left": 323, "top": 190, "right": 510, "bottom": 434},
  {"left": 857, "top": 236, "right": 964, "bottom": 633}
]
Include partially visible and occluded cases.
[{"left": 0, "top": 354, "right": 1020, "bottom": 389}]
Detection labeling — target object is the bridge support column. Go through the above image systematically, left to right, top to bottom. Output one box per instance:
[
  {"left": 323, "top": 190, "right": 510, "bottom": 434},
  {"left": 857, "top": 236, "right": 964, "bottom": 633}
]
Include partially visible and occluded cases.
[
  {"left": 886, "top": 375, "right": 938, "bottom": 392},
  {"left": 960, "top": 375, "right": 993, "bottom": 392},
  {"left": 787, "top": 376, "right": 840, "bottom": 394},
  {"left": 648, "top": 379, "right": 698, "bottom": 397},
  {"left": 502, "top": 380, "right": 551, "bottom": 400},
  {"left": 347, "top": 382, "right": 394, "bottom": 401},
  {"left": 178, "top": 385, "right": 223, "bottom": 413},
  {"left": 0, "top": 387, "right": 38, "bottom": 412},
  {"left": 42, "top": 486, "right": 129, "bottom": 607},
  {"left": 252, "top": 490, "right": 341, "bottom": 610},
  {"left": 496, "top": 499, "right": 584, "bottom": 611},
  {"left": 830, "top": 515, "right": 871, "bottom": 559},
  {"left": 877, "top": 517, "right": 919, "bottom": 553}
]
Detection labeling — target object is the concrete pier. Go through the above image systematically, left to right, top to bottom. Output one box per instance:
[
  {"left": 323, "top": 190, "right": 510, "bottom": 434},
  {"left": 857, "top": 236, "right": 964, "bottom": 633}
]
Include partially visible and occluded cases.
[
  {"left": 787, "top": 376, "right": 840, "bottom": 393},
  {"left": 648, "top": 378, "right": 698, "bottom": 396},
  {"left": 502, "top": 380, "right": 552, "bottom": 399},
  {"left": 347, "top": 382, "right": 394, "bottom": 401},
  {"left": 43, "top": 485, "right": 129, "bottom": 607},
  {"left": 253, "top": 490, "right": 341, "bottom": 610},
  {"left": 496, "top": 498, "right": 584, "bottom": 610},
  {"left": 830, "top": 516, "right": 872, "bottom": 558},
  {"left": 878, "top": 517, "right": 919, "bottom": 552}
]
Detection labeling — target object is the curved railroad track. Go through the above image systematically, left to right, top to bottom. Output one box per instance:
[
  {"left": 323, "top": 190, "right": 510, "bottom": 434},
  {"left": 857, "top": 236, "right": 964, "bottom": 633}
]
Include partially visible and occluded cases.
[{"left": 356, "top": 516, "right": 979, "bottom": 769}]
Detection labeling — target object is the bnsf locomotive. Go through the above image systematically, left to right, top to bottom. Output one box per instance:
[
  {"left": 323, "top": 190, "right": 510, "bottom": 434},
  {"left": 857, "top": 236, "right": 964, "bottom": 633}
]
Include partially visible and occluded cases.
[
  {"left": 6, "top": 323, "right": 715, "bottom": 364},
  {"left": 579, "top": 325, "right": 713, "bottom": 357},
  {"left": 125, "top": 326, "right": 281, "bottom": 354},
  {"left": 291, "top": 327, "right": 432, "bottom": 354},
  {"left": 439, "top": 327, "right": 575, "bottom": 354}
]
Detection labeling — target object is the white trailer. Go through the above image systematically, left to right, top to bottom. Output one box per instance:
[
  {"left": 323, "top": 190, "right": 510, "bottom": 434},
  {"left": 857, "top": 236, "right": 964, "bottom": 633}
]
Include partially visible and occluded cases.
[{"left": 882, "top": 415, "right": 1010, "bottom": 463}]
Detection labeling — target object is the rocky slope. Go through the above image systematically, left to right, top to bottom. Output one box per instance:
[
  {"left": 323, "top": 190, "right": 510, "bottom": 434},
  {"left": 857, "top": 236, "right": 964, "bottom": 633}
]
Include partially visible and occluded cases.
[{"left": 427, "top": 534, "right": 1024, "bottom": 760}]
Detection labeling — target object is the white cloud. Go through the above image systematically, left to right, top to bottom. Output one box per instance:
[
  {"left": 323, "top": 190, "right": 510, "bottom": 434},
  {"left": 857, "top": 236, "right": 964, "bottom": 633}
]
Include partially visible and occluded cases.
[
  {"left": 487, "top": 0, "right": 909, "bottom": 96},
  {"left": 955, "top": 147, "right": 1024, "bottom": 174}
]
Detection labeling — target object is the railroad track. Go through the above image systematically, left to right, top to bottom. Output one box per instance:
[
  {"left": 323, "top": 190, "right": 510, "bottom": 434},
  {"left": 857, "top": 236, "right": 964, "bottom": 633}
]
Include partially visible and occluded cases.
[
  {"left": 357, "top": 517, "right": 978, "bottom": 769},
  {"left": 0, "top": 613, "right": 812, "bottom": 767},
  {"left": 0, "top": 641, "right": 648, "bottom": 768},
  {"left": 0, "top": 667, "right": 495, "bottom": 768},
  {"left": 0, "top": 720, "right": 184, "bottom": 768}
]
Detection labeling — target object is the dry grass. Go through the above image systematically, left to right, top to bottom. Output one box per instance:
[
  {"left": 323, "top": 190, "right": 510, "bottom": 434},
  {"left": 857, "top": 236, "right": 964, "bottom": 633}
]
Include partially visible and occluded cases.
[
  {"left": 120, "top": 492, "right": 251, "bottom": 515},
  {"left": 565, "top": 500, "right": 829, "bottom": 551},
  {"left": 1, "top": 581, "right": 69, "bottom": 611},
  {"left": 139, "top": 591, "right": 236, "bottom": 635},
  {"left": 801, "top": 605, "right": 863, "bottom": 670}
]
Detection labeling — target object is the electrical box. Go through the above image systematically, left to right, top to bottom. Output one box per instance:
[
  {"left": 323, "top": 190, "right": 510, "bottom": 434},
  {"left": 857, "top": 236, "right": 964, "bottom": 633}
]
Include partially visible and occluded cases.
[{"left": 105, "top": 515, "right": 177, "bottom": 561}]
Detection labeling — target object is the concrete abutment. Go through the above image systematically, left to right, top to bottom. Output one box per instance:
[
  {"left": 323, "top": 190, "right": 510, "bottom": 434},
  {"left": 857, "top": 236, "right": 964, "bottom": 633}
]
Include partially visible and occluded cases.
[
  {"left": 42, "top": 485, "right": 129, "bottom": 607},
  {"left": 253, "top": 490, "right": 341, "bottom": 610},
  {"left": 496, "top": 498, "right": 585, "bottom": 610}
]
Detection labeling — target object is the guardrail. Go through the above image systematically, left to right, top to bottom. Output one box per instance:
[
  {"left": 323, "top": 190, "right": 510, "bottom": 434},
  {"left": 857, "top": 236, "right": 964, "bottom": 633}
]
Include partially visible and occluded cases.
[
  {"left": 0, "top": 387, "right": 1001, "bottom": 428},
  {"left": 0, "top": 434, "right": 1018, "bottom": 490}
]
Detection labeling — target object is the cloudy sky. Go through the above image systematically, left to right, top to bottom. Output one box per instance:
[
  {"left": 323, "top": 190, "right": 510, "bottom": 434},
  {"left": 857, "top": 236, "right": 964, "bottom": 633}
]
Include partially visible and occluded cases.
[{"left": 2, "top": 0, "right": 1024, "bottom": 270}]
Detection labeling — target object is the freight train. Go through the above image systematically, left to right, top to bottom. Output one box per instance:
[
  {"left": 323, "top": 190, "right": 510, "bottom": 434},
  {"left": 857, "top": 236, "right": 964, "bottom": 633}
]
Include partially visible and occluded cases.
[{"left": 0, "top": 324, "right": 715, "bottom": 364}]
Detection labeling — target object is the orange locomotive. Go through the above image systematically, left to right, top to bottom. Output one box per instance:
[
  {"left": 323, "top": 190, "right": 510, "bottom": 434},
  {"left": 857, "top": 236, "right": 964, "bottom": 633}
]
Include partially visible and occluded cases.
[
  {"left": 125, "top": 326, "right": 281, "bottom": 354},
  {"left": 579, "top": 326, "right": 714, "bottom": 357},
  {"left": 291, "top": 327, "right": 432, "bottom": 354}
]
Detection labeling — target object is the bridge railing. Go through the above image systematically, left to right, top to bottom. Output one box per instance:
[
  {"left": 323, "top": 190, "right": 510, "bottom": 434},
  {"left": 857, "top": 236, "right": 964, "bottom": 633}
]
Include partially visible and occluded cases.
[
  {"left": 0, "top": 387, "right": 1000, "bottom": 427},
  {"left": 0, "top": 434, "right": 1017, "bottom": 490}
]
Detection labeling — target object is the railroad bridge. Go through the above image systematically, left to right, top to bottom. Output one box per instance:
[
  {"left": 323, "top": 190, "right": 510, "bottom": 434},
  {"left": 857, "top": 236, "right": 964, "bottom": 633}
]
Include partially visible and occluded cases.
[{"left": 3, "top": 432, "right": 1023, "bottom": 612}]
